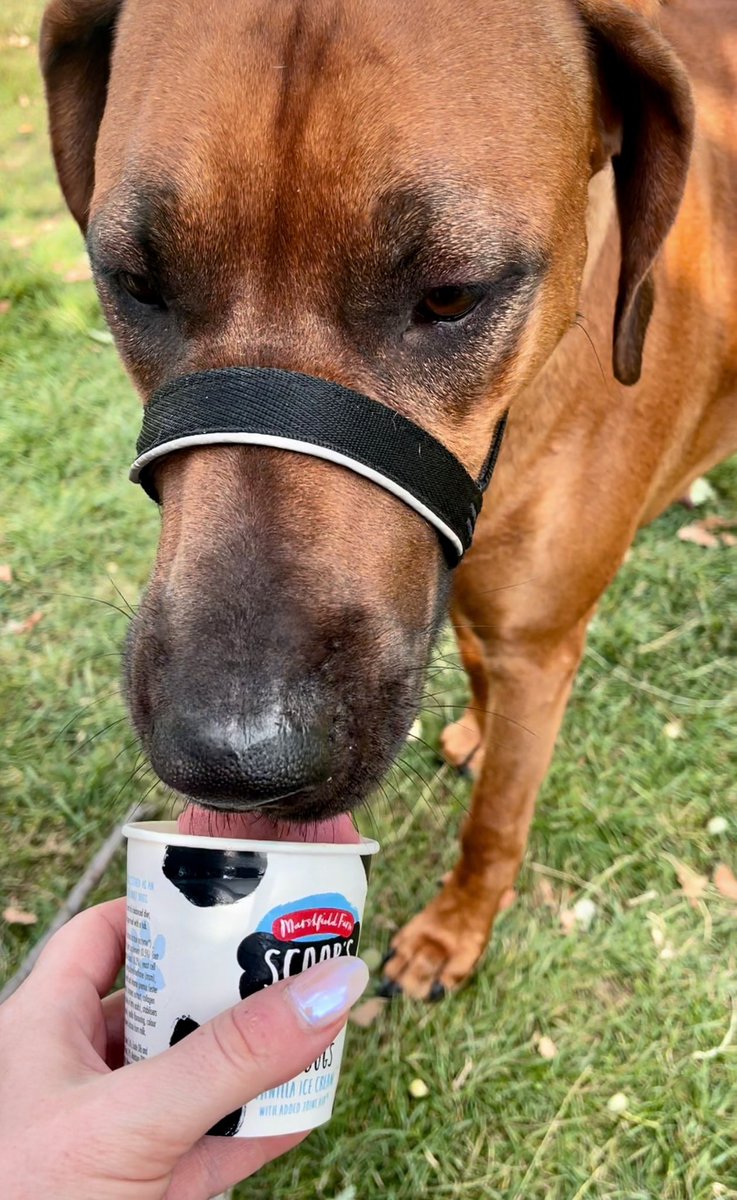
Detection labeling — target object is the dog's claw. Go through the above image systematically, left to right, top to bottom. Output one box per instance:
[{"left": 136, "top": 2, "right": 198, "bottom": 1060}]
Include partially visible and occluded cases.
[
  {"left": 381, "top": 948, "right": 396, "bottom": 968},
  {"left": 377, "top": 977, "right": 403, "bottom": 999},
  {"left": 428, "top": 980, "right": 446, "bottom": 1002}
]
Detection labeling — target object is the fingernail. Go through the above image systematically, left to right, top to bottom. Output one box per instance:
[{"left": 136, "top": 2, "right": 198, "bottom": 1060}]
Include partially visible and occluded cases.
[{"left": 287, "top": 957, "right": 370, "bottom": 1028}]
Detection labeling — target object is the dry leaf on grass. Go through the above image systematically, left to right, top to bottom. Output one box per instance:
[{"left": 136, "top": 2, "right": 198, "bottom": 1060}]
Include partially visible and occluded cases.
[
  {"left": 0, "top": 300, "right": 12, "bottom": 316},
  {"left": 685, "top": 477, "right": 717, "bottom": 507},
  {"left": 702, "top": 515, "right": 737, "bottom": 530},
  {"left": 678, "top": 522, "right": 720, "bottom": 548},
  {"left": 722, "top": 533, "right": 737, "bottom": 547},
  {"left": 0, "top": 564, "right": 12, "bottom": 584},
  {"left": 2, "top": 610, "right": 43, "bottom": 636},
  {"left": 663, "top": 719, "right": 683, "bottom": 740},
  {"left": 707, "top": 816, "right": 729, "bottom": 836},
  {"left": 670, "top": 857, "right": 708, "bottom": 908},
  {"left": 714, "top": 863, "right": 737, "bottom": 903},
  {"left": 535, "top": 877, "right": 558, "bottom": 909},
  {"left": 3, "top": 906, "right": 38, "bottom": 926},
  {"left": 559, "top": 908, "right": 577, "bottom": 935},
  {"left": 349, "top": 998, "right": 388, "bottom": 1028},
  {"left": 535, "top": 1034, "right": 558, "bottom": 1060},
  {"left": 451, "top": 1057, "right": 474, "bottom": 1092},
  {"left": 408, "top": 1078, "right": 429, "bottom": 1099}
]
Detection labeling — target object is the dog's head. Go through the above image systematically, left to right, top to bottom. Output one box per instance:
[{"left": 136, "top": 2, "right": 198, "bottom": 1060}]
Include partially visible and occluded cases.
[{"left": 41, "top": 0, "right": 693, "bottom": 823}]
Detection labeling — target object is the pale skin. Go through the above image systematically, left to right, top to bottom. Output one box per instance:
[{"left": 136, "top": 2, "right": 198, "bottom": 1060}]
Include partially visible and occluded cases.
[{"left": 0, "top": 899, "right": 368, "bottom": 1200}]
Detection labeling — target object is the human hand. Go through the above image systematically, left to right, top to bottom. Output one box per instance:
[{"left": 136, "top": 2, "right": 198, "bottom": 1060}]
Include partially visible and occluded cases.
[{"left": 1, "top": 898, "right": 368, "bottom": 1199}]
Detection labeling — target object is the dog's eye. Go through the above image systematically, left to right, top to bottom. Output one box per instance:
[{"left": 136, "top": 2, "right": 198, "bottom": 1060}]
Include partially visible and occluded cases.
[
  {"left": 117, "top": 271, "right": 166, "bottom": 308},
  {"left": 414, "top": 285, "right": 484, "bottom": 324}
]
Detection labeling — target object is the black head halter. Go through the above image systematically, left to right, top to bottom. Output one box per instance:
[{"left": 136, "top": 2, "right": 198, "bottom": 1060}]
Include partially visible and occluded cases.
[{"left": 130, "top": 367, "right": 507, "bottom": 566}]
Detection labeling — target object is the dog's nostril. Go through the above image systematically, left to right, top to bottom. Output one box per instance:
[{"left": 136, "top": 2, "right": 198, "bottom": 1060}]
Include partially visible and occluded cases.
[{"left": 149, "top": 711, "right": 332, "bottom": 804}]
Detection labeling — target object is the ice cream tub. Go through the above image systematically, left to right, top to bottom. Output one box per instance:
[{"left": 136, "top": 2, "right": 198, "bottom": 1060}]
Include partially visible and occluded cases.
[{"left": 123, "top": 819, "right": 379, "bottom": 1137}]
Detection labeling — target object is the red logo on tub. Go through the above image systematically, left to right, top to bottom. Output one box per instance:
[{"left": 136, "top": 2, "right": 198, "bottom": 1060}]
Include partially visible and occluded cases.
[{"left": 272, "top": 907, "right": 356, "bottom": 941}]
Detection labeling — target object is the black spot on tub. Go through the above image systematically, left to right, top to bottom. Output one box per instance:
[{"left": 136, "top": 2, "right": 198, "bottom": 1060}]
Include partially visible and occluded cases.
[
  {"left": 162, "top": 846, "right": 268, "bottom": 906},
  {"left": 169, "top": 1015, "right": 245, "bottom": 1136}
]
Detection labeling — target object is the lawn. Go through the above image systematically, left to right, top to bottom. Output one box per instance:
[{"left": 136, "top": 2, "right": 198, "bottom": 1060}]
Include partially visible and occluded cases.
[{"left": 1, "top": 5, "right": 736, "bottom": 1198}]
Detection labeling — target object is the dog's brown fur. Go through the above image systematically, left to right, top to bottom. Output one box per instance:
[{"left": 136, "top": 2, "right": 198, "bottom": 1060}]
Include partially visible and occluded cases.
[{"left": 42, "top": 0, "right": 737, "bottom": 998}]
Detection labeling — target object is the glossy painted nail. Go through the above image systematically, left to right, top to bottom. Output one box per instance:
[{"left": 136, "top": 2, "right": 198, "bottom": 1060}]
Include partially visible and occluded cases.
[{"left": 287, "top": 957, "right": 369, "bottom": 1028}]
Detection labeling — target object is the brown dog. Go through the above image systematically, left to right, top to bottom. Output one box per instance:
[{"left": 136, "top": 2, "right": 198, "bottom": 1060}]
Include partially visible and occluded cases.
[{"left": 41, "top": 0, "right": 737, "bottom": 1000}]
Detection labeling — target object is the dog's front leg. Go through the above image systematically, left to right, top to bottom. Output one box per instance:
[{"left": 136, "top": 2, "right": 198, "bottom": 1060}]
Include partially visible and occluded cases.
[{"left": 383, "top": 613, "right": 591, "bottom": 1000}]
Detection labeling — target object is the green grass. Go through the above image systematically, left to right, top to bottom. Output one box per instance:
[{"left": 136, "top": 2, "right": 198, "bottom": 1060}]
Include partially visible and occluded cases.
[{"left": 1, "top": 5, "right": 736, "bottom": 1197}]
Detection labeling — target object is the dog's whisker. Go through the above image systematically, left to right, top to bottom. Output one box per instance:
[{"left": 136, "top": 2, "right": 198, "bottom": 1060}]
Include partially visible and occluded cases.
[
  {"left": 106, "top": 573, "right": 138, "bottom": 618},
  {"left": 23, "top": 586, "right": 135, "bottom": 622},
  {"left": 52, "top": 688, "right": 124, "bottom": 743},
  {"left": 67, "top": 714, "right": 129, "bottom": 760}
]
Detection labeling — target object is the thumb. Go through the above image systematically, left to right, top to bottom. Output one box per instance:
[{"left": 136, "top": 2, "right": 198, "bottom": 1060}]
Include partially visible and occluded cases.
[{"left": 106, "top": 955, "right": 369, "bottom": 1152}]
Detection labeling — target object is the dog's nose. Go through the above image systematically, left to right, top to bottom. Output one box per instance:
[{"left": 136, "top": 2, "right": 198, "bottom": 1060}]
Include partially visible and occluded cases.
[{"left": 150, "top": 709, "right": 331, "bottom": 803}]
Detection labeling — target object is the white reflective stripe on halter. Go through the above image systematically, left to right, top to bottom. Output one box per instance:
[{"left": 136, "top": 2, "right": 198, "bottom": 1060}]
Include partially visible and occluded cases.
[{"left": 129, "top": 431, "right": 465, "bottom": 561}]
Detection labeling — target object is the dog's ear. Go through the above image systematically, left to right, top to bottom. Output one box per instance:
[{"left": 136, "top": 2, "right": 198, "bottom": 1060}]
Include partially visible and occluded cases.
[
  {"left": 39, "top": 0, "right": 123, "bottom": 232},
  {"left": 577, "top": 0, "right": 694, "bottom": 385}
]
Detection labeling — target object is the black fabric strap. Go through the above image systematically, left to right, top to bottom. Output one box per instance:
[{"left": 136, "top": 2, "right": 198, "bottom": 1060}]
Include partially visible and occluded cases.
[{"left": 131, "top": 368, "right": 507, "bottom": 565}]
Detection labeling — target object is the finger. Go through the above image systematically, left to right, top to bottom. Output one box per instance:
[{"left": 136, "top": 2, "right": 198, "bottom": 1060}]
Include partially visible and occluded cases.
[
  {"left": 33, "top": 898, "right": 127, "bottom": 999},
  {"left": 106, "top": 956, "right": 369, "bottom": 1152},
  {"left": 101, "top": 988, "right": 126, "bottom": 1069},
  {"left": 168, "top": 1132, "right": 307, "bottom": 1200}
]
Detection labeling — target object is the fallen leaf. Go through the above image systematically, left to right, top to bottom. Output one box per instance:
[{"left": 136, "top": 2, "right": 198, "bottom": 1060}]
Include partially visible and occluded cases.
[
  {"left": 7, "top": 34, "right": 32, "bottom": 48},
  {"left": 18, "top": 94, "right": 30, "bottom": 108},
  {"left": 17, "top": 123, "right": 33, "bottom": 135},
  {"left": 10, "top": 234, "right": 30, "bottom": 250},
  {"left": 0, "top": 300, "right": 12, "bottom": 316},
  {"left": 87, "top": 328, "right": 114, "bottom": 345},
  {"left": 686, "top": 477, "right": 717, "bottom": 507},
  {"left": 702, "top": 515, "right": 737, "bottom": 531},
  {"left": 678, "top": 522, "right": 719, "bottom": 548},
  {"left": 722, "top": 533, "right": 737, "bottom": 547},
  {"left": 0, "top": 564, "right": 12, "bottom": 584},
  {"left": 2, "top": 610, "right": 43, "bottom": 636},
  {"left": 663, "top": 719, "right": 683, "bottom": 740},
  {"left": 707, "top": 816, "right": 729, "bottom": 836},
  {"left": 670, "top": 857, "right": 708, "bottom": 908},
  {"left": 714, "top": 863, "right": 737, "bottom": 903},
  {"left": 536, "top": 878, "right": 558, "bottom": 909},
  {"left": 572, "top": 897, "right": 597, "bottom": 930},
  {"left": 3, "top": 906, "right": 37, "bottom": 926},
  {"left": 559, "top": 908, "right": 577, "bottom": 935},
  {"left": 647, "top": 913, "right": 666, "bottom": 948},
  {"left": 349, "top": 997, "right": 388, "bottom": 1028},
  {"left": 536, "top": 1035, "right": 558, "bottom": 1060},
  {"left": 451, "top": 1057, "right": 474, "bottom": 1092},
  {"left": 408, "top": 1078, "right": 429, "bottom": 1099},
  {"left": 607, "top": 1091, "right": 629, "bottom": 1115},
  {"left": 327, "top": 1187, "right": 357, "bottom": 1200}
]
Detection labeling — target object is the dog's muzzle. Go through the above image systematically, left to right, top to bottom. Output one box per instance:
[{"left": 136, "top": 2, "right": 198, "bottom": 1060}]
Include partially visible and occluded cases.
[{"left": 129, "top": 367, "right": 507, "bottom": 565}]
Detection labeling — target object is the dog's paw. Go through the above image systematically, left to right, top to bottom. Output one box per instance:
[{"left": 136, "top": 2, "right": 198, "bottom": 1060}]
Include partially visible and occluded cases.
[
  {"left": 439, "top": 712, "right": 484, "bottom": 776},
  {"left": 380, "top": 885, "right": 494, "bottom": 1000}
]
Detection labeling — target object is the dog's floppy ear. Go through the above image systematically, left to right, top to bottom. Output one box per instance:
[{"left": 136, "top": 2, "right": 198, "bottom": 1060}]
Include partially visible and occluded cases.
[
  {"left": 39, "top": 0, "right": 123, "bottom": 232},
  {"left": 577, "top": 0, "right": 694, "bottom": 385}
]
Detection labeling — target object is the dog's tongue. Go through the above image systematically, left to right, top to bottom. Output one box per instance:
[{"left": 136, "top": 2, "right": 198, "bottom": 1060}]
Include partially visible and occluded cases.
[{"left": 178, "top": 805, "right": 361, "bottom": 844}]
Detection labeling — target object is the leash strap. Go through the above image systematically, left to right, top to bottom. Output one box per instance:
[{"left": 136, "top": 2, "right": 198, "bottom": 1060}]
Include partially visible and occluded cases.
[{"left": 130, "top": 367, "right": 507, "bottom": 566}]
